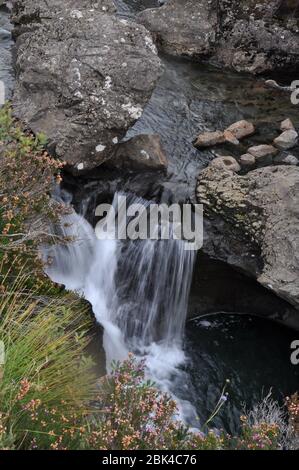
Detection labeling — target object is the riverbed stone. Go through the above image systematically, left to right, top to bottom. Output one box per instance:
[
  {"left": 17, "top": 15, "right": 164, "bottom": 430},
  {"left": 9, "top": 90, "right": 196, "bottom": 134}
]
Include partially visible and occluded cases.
[
  {"left": 12, "top": 2, "right": 162, "bottom": 170},
  {"left": 281, "top": 118, "right": 295, "bottom": 132},
  {"left": 225, "top": 120, "right": 255, "bottom": 140},
  {"left": 223, "top": 130, "right": 239, "bottom": 146},
  {"left": 274, "top": 130, "right": 298, "bottom": 150},
  {"left": 194, "top": 131, "right": 225, "bottom": 148},
  {"left": 247, "top": 144, "right": 278, "bottom": 165},
  {"left": 240, "top": 153, "right": 256, "bottom": 169},
  {"left": 284, "top": 155, "right": 299, "bottom": 166},
  {"left": 209, "top": 156, "right": 241, "bottom": 173},
  {"left": 197, "top": 165, "right": 299, "bottom": 312}
]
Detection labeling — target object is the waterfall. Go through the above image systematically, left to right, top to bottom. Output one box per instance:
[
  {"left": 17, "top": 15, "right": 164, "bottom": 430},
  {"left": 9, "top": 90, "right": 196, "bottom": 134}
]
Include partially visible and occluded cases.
[{"left": 43, "top": 190, "right": 197, "bottom": 423}]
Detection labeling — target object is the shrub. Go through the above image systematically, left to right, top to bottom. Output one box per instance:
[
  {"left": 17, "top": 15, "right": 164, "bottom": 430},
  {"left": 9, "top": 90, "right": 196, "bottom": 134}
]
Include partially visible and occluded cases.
[
  {"left": 0, "top": 103, "right": 65, "bottom": 287},
  {"left": 81, "top": 354, "right": 287, "bottom": 451},
  {"left": 286, "top": 393, "right": 299, "bottom": 449}
]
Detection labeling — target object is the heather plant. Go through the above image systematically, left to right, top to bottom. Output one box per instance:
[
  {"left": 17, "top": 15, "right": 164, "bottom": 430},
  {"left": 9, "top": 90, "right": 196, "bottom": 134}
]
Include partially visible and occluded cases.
[
  {"left": 0, "top": 103, "right": 66, "bottom": 288},
  {"left": 80, "top": 354, "right": 287, "bottom": 451},
  {"left": 286, "top": 393, "right": 299, "bottom": 449}
]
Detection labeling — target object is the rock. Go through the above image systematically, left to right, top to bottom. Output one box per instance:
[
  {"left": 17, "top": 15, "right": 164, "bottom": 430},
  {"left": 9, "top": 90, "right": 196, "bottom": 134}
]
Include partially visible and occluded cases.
[
  {"left": 11, "top": 0, "right": 117, "bottom": 36},
  {"left": 137, "top": 0, "right": 217, "bottom": 59},
  {"left": 137, "top": 1, "right": 299, "bottom": 74},
  {"left": 215, "top": 1, "right": 299, "bottom": 74},
  {"left": 12, "top": 2, "right": 162, "bottom": 170},
  {"left": 216, "top": 16, "right": 299, "bottom": 74},
  {"left": 281, "top": 118, "right": 295, "bottom": 132},
  {"left": 225, "top": 120, "right": 255, "bottom": 140},
  {"left": 194, "top": 121, "right": 255, "bottom": 149},
  {"left": 223, "top": 130, "right": 239, "bottom": 146},
  {"left": 274, "top": 130, "right": 298, "bottom": 150},
  {"left": 194, "top": 131, "right": 225, "bottom": 148},
  {"left": 106, "top": 134, "right": 168, "bottom": 171},
  {"left": 247, "top": 144, "right": 278, "bottom": 165},
  {"left": 240, "top": 153, "right": 256, "bottom": 168},
  {"left": 284, "top": 155, "right": 299, "bottom": 166},
  {"left": 209, "top": 156, "right": 241, "bottom": 173},
  {"left": 197, "top": 165, "right": 299, "bottom": 313}
]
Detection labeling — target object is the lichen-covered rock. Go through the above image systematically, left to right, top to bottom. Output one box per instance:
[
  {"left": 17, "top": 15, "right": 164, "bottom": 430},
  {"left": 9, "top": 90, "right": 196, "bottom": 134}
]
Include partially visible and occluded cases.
[
  {"left": 12, "top": 0, "right": 117, "bottom": 36},
  {"left": 137, "top": 0, "right": 299, "bottom": 74},
  {"left": 138, "top": 0, "right": 218, "bottom": 59},
  {"left": 12, "top": 2, "right": 162, "bottom": 170},
  {"left": 215, "top": 17, "right": 299, "bottom": 74},
  {"left": 197, "top": 165, "right": 299, "bottom": 312}
]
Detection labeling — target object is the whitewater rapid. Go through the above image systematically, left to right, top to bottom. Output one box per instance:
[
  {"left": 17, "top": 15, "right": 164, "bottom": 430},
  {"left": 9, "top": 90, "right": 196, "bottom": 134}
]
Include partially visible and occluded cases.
[{"left": 43, "top": 191, "right": 197, "bottom": 424}]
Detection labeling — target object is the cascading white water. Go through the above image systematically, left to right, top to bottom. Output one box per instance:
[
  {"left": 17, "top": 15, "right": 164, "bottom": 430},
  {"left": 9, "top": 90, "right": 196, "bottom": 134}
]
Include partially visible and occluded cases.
[{"left": 43, "top": 190, "right": 197, "bottom": 423}]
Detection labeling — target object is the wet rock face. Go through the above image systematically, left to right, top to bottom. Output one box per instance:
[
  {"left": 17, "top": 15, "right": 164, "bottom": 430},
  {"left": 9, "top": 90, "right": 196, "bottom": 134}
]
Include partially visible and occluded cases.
[
  {"left": 138, "top": 0, "right": 299, "bottom": 74},
  {"left": 138, "top": 0, "right": 218, "bottom": 59},
  {"left": 12, "top": 1, "right": 162, "bottom": 171},
  {"left": 105, "top": 134, "right": 168, "bottom": 171},
  {"left": 197, "top": 165, "right": 299, "bottom": 311}
]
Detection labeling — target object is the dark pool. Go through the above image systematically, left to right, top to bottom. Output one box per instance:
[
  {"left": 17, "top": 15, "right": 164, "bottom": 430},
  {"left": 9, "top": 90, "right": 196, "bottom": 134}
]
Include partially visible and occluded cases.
[{"left": 182, "top": 314, "right": 299, "bottom": 434}]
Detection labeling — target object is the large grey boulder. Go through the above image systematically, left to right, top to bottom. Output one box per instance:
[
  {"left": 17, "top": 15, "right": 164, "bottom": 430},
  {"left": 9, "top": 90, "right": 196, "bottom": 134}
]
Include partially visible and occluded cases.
[
  {"left": 12, "top": 0, "right": 117, "bottom": 36},
  {"left": 138, "top": 0, "right": 217, "bottom": 59},
  {"left": 138, "top": 0, "right": 299, "bottom": 74},
  {"left": 12, "top": 1, "right": 162, "bottom": 170},
  {"left": 197, "top": 165, "right": 299, "bottom": 314}
]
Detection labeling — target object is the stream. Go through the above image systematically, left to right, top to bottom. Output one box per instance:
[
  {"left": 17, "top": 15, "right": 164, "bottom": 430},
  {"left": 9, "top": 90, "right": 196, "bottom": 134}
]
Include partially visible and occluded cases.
[{"left": 1, "top": 1, "right": 298, "bottom": 434}]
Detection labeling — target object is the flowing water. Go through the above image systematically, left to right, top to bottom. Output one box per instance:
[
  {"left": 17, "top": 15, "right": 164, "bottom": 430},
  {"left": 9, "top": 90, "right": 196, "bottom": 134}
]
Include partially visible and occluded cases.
[{"left": 43, "top": 190, "right": 198, "bottom": 424}]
